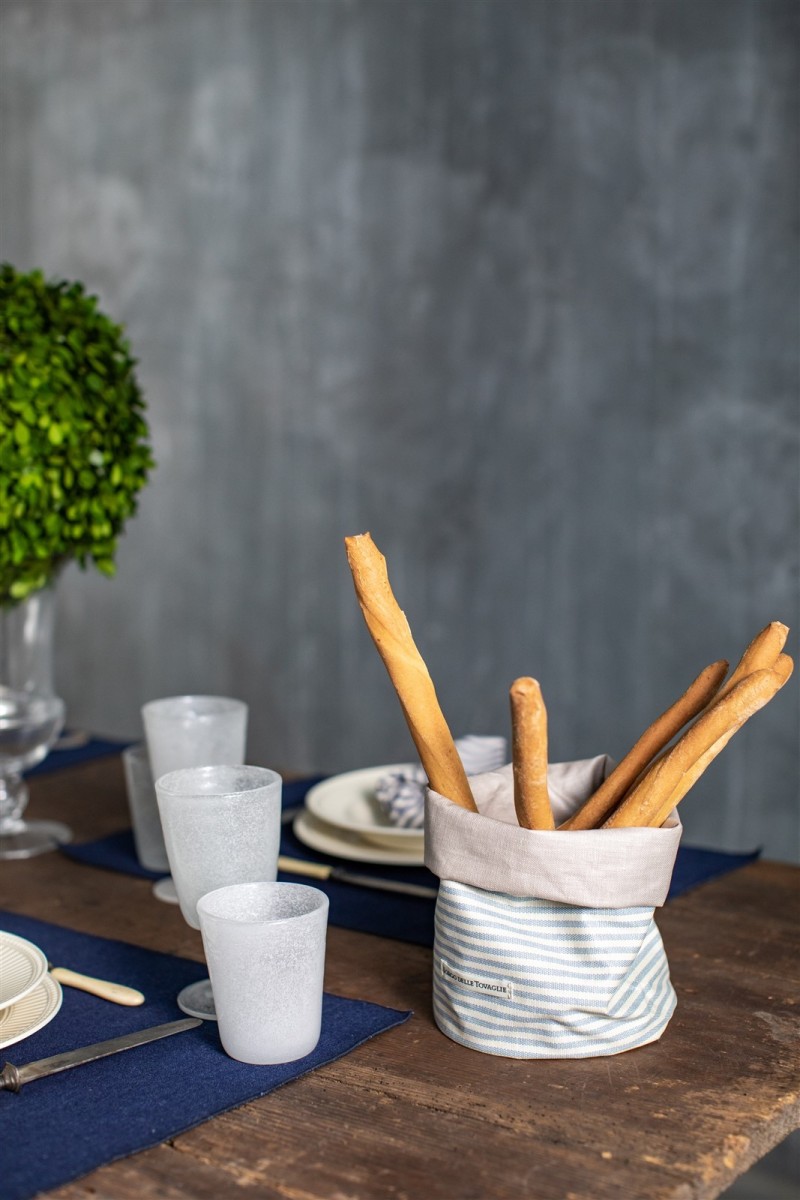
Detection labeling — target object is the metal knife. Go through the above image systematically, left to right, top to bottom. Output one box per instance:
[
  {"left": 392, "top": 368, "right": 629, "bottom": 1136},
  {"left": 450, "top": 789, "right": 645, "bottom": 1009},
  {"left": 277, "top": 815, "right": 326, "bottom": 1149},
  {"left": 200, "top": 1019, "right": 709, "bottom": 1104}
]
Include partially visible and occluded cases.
[
  {"left": 278, "top": 854, "right": 437, "bottom": 899},
  {"left": 0, "top": 1016, "right": 202, "bottom": 1092}
]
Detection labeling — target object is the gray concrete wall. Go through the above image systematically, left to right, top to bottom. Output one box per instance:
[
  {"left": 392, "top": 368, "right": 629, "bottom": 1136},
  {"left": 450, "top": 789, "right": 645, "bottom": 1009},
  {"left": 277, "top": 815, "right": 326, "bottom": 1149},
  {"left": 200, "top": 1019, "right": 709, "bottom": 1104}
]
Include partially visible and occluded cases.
[{"left": 1, "top": 0, "right": 797, "bottom": 860}]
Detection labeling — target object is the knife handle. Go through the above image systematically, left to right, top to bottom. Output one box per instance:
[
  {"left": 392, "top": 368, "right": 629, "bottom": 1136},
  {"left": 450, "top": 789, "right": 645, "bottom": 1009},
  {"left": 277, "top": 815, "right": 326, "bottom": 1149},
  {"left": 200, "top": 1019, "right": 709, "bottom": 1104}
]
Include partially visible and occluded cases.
[
  {"left": 278, "top": 855, "right": 332, "bottom": 881},
  {"left": 50, "top": 967, "right": 145, "bottom": 1007},
  {"left": 0, "top": 1062, "right": 21, "bottom": 1092}
]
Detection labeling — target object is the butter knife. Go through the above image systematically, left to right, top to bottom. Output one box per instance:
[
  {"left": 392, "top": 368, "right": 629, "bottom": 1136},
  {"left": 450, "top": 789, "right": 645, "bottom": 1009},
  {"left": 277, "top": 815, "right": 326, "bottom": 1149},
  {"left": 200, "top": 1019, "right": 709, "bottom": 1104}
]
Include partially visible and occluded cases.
[
  {"left": 277, "top": 854, "right": 437, "bottom": 899},
  {"left": 48, "top": 963, "right": 145, "bottom": 1006},
  {"left": 0, "top": 1017, "right": 201, "bottom": 1092}
]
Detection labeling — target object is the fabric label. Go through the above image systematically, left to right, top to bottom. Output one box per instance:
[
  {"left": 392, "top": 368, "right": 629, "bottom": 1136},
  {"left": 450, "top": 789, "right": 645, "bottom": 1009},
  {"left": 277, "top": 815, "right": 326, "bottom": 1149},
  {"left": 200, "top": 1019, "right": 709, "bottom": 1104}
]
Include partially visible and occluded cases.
[{"left": 439, "top": 957, "right": 513, "bottom": 1000}]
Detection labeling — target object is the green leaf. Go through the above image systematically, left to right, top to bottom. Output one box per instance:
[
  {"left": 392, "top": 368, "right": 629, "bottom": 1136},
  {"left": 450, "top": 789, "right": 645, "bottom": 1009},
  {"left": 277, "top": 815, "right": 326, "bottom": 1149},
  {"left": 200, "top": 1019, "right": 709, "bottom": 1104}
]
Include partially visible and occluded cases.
[{"left": 0, "top": 262, "right": 155, "bottom": 602}]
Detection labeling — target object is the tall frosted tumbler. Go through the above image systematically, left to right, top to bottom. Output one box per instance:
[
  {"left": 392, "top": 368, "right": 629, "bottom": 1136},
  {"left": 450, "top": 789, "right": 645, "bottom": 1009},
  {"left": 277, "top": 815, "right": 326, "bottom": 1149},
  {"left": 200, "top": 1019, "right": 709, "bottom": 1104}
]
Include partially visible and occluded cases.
[
  {"left": 142, "top": 695, "right": 248, "bottom": 783},
  {"left": 155, "top": 765, "right": 282, "bottom": 929},
  {"left": 155, "top": 765, "right": 283, "bottom": 1018},
  {"left": 198, "top": 882, "right": 329, "bottom": 1064}
]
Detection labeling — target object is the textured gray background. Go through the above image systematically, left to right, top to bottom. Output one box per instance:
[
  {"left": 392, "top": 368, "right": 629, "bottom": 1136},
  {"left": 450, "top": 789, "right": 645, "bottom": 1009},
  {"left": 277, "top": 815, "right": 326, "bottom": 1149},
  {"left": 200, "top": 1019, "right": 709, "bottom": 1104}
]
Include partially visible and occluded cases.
[{"left": 1, "top": 0, "right": 798, "bottom": 860}]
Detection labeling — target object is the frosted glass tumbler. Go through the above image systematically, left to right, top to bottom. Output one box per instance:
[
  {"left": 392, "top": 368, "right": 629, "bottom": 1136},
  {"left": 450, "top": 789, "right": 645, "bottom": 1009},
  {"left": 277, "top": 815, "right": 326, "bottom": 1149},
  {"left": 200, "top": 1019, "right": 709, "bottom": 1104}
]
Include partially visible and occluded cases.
[
  {"left": 142, "top": 695, "right": 247, "bottom": 783},
  {"left": 122, "top": 743, "right": 169, "bottom": 873},
  {"left": 155, "top": 765, "right": 282, "bottom": 929},
  {"left": 155, "top": 765, "right": 283, "bottom": 1019},
  {"left": 198, "top": 882, "right": 329, "bottom": 1065}
]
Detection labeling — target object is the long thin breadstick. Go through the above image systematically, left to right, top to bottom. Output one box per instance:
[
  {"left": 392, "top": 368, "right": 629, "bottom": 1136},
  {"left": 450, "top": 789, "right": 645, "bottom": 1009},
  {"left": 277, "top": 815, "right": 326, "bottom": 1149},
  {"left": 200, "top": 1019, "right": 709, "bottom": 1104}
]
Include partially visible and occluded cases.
[
  {"left": 344, "top": 533, "right": 477, "bottom": 812},
  {"left": 714, "top": 621, "right": 788, "bottom": 701},
  {"left": 591, "top": 622, "right": 787, "bottom": 829},
  {"left": 607, "top": 624, "right": 790, "bottom": 829},
  {"left": 643, "top": 653, "right": 794, "bottom": 828},
  {"left": 604, "top": 657, "right": 793, "bottom": 829},
  {"left": 561, "top": 659, "right": 729, "bottom": 831},
  {"left": 510, "top": 677, "right": 554, "bottom": 830}
]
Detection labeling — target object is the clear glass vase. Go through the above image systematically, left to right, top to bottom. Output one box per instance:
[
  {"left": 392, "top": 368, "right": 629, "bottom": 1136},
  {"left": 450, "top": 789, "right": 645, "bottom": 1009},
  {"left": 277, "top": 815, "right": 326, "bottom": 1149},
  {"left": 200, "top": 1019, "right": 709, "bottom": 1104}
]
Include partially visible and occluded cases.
[{"left": 0, "top": 584, "right": 69, "bottom": 859}]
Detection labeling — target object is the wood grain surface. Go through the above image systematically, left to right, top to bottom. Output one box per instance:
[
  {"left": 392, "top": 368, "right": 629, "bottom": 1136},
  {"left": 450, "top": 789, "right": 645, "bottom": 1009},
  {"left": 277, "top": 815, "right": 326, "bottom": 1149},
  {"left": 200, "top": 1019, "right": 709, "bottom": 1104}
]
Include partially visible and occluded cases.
[{"left": 2, "top": 757, "right": 799, "bottom": 1200}]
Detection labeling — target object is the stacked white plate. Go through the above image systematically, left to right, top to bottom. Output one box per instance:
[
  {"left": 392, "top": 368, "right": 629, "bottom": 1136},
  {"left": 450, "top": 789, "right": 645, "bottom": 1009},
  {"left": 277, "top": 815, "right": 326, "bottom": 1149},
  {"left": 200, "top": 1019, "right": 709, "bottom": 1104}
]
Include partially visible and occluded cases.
[
  {"left": 294, "top": 766, "right": 425, "bottom": 865},
  {"left": 0, "top": 930, "right": 63, "bottom": 1049}
]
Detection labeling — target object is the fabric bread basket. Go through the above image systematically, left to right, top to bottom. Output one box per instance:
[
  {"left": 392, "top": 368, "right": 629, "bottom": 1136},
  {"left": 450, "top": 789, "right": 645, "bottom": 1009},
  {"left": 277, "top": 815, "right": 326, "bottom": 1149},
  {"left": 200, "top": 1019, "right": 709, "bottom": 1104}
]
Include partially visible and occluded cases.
[{"left": 424, "top": 757, "right": 682, "bottom": 1059}]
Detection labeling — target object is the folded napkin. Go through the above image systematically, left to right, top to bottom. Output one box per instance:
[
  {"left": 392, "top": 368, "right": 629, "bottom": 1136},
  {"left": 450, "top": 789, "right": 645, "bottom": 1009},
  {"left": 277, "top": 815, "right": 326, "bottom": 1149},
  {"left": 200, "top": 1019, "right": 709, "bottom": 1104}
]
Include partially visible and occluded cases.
[
  {"left": 375, "top": 735, "right": 507, "bottom": 828},
  {"left": 0, "top": 910, "right": 411, "bottom": 1200}
]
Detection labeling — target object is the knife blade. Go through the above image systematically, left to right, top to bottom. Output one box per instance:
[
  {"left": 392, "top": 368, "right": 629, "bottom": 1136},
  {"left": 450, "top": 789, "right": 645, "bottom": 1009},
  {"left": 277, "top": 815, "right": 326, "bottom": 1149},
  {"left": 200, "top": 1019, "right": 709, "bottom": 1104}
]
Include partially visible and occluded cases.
[
  {"left": 277, "top": 854, "right": 438, "bottom": 900},
  {"left": 0, "top": 1016, "right": 201, "bottom": 1093}
]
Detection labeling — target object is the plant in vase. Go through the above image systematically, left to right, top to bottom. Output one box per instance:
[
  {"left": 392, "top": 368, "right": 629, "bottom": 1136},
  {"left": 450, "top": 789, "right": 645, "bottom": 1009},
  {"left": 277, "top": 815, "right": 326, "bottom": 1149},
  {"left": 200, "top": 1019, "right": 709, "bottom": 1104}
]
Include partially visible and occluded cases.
[{"left": 0, "top": 264, "right": 154, "bottom": 857}]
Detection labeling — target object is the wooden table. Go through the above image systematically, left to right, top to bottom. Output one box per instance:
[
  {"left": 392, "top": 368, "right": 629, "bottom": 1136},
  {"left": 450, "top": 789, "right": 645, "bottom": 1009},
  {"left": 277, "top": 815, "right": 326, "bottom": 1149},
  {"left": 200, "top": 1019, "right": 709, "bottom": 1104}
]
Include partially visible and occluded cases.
[{"left": 3, "top": 756, "right": 799, "bottom": 1200}]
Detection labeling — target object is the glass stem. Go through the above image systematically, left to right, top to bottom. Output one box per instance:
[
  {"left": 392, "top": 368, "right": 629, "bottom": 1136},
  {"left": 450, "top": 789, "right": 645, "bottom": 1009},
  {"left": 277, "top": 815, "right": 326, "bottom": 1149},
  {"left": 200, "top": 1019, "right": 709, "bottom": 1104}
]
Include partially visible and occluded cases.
[{"left": 0, "top": 772, "right": 28, "bottom": 830}]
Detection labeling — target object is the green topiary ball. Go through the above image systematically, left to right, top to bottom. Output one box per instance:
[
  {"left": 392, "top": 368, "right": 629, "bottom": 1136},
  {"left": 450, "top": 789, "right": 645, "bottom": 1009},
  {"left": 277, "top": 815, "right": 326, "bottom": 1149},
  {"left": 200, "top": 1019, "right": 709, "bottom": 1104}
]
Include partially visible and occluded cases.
[{"left": 0, "top": 265, "right": 154, "bottom": 604}]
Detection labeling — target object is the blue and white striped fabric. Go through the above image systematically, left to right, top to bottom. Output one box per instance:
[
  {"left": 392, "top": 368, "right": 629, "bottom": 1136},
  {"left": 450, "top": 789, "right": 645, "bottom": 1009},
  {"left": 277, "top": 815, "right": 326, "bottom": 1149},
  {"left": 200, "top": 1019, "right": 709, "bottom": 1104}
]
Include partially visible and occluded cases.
[{"left": 433, "top": 880, "right": 676, "bottom": 1059}]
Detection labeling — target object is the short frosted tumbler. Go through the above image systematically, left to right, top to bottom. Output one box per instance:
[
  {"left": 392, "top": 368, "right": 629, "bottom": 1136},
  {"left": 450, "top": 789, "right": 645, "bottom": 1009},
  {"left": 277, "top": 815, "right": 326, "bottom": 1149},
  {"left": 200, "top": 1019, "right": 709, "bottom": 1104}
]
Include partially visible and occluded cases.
[
  {"left": 142, "top": 695, "right": 247, "bottom": 783},
  {"left": 122, "top": 743, "right": 169, "bottom": 873},
  {"left": 155, "top": 765, "right": 282, "bottom": 929},
  {"left": 198, "top": 882, "right": 329, "bottom": 1065}
]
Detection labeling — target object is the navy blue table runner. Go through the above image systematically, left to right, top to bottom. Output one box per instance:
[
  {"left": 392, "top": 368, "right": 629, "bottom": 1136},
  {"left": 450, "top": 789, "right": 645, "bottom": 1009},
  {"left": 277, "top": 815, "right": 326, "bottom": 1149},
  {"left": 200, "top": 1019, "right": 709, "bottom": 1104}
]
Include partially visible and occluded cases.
[
  {"left": 28, "top": 732, "right": 133, "bottom": 776},
  {"left": 34, "top": 738, "right": 761, "bottom": 945},
  {"left": 60, "top": 773, "right": 760, "bottom": 948},
  {"left": 0, "top": 910, "right": 411, "bottom": 1200}
]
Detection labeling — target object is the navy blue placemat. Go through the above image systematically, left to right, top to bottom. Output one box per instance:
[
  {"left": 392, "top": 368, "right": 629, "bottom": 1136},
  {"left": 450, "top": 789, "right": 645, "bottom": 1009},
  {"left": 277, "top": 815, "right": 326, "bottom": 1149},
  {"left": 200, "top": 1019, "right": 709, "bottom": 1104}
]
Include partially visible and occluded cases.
[
  {"left": 27, "top": 733, "right": 133, "bottom": 777},
  {"left": 62, "top": 776, "right": 439, "bottom": 946},
  {"left": 61, "top": 777, "right": 760, "bottom": 949},
  {"left": 59, "top": 778, "right": 330, "bottom": 880},
  {"left": 669, "top": 844, "right": 760, "bottom": 895},
  {"left": 0, "top": 910, "right": 411, "bottom": 1200}
]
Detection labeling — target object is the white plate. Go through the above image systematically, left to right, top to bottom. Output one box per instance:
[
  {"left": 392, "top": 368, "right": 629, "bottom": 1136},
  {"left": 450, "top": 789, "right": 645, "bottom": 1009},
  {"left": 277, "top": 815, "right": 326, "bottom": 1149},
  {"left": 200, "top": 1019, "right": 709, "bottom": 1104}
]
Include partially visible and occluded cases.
[
  {"left": 305, "top": 766, "right": 425, "bottom": 849},
  {"left": 293, "top": 810, "right": 425, "bottom": 866},
  {"left": 0, "top": 930, "right": 48, "bottom": 1011},
  {"left": 0, "top": 973, "right": 62, "bottom": 1050}
]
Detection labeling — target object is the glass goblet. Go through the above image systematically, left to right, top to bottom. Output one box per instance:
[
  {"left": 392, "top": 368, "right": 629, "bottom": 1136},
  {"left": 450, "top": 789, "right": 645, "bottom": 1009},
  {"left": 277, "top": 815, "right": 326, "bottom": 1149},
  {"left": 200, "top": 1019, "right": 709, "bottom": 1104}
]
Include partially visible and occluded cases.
[
  {"left": 0, "top": 586, "right": 68, "bottom": 860},
  {"left": 155, "top": 764, "right": 282, "bottom": 1019}
]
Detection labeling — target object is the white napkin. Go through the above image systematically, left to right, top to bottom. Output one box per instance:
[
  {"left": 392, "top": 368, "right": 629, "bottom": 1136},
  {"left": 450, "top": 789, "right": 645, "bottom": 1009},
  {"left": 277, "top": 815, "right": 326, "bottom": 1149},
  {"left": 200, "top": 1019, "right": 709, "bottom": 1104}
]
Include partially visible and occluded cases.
[{"left": 375, "top": 735, "right": 507, "bottom": 828}]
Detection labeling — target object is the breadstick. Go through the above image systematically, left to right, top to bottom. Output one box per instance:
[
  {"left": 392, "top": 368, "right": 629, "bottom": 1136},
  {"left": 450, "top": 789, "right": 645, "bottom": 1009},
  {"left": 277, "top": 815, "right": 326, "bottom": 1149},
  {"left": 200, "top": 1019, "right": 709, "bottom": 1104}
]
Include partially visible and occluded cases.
[
  {"left": 344, "top": 533, "right": 477, "bottom": 812},
  {"left": 714, "top": 621, "right": 788, "bottom": 701},
  {"left": 595, "top": 623, "right": 787, "bottom": 829},
  {"left": 643, "top": 653, "right": 794, "bottom": 828},
  {"left": 604, "top": 657, "right": 793, "bottom": 829},
  {"left": 561, "top": 659, "right": 729, "bottom": 831},
  {"left": 510, "top": 677, "right": 554, "bottom": 830}
]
